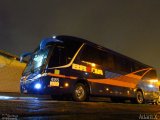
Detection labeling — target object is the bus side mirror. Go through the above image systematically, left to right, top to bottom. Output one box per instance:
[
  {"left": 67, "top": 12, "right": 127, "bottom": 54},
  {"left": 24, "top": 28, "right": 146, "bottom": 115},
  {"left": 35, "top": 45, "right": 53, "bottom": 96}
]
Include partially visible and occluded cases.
[{"left": 20, "top": 52, "right": 32, "bottom": 62}]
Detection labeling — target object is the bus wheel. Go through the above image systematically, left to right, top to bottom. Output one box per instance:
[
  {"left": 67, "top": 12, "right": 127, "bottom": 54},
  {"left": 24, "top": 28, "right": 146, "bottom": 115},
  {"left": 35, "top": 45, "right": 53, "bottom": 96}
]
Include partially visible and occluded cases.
[
  {"left": 73, "top": 83, "right": 88, "bottom": 102},
  {"left": 132, "top": 91, "right": 144, "bottom": 104}
]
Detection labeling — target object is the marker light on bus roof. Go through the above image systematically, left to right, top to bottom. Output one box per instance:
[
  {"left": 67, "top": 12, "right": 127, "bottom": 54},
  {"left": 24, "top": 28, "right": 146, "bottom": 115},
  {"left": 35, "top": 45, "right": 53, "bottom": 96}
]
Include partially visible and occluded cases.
[
  {"left": 52, "top": 36, "right": 56, "bottom": 38},
  {"left": 40, "top": 38, "right": 63, "bottom": 50}
]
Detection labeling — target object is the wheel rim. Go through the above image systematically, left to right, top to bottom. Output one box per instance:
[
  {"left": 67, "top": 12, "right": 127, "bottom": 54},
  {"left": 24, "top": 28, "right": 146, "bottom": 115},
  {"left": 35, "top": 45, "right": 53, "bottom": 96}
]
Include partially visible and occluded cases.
[
  {"left": 75, "top": 86, "right": 85, "bottom": 99},
  {"left": 137, "top": 91, "right": 144, "bottom": 104}
]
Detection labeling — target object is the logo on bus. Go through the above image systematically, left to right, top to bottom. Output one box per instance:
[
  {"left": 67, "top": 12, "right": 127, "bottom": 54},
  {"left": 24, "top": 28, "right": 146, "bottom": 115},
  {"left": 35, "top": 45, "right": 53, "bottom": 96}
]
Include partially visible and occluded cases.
[{"left": 72, "top": 63, "right": 103, "bottom": 75}]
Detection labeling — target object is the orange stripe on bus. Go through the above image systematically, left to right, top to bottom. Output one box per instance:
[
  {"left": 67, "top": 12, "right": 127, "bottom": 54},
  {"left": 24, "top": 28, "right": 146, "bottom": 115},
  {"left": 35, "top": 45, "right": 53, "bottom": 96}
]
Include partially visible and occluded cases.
[
  {"left": 47, "top": 73, "right": 77, "bottom": 80},
  {"left": 47, "top": 73, "right": 140, "bottom": 88},
  {"left": 88, "top": 79, "right": 137, "bottom": 88}
]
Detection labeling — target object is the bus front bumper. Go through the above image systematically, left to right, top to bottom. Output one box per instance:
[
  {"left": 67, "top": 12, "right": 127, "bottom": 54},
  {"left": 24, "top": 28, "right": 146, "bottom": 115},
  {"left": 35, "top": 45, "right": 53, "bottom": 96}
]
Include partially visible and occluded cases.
[{"left": 20, "top": 76, "right": 74, "bottom": 96}]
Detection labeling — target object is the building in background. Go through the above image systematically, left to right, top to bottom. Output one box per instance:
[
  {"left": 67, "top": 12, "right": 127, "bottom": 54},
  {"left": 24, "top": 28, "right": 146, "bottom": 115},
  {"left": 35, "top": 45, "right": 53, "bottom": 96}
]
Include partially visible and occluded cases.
[{"left": 0, "top": 50, "right": 26, "bottom": 92}]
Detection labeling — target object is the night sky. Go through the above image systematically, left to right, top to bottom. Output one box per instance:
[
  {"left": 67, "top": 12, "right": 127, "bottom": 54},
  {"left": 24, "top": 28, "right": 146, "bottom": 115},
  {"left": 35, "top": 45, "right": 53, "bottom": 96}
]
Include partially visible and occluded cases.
[{"left": 0, "top": 0, "right": 160, "bottom": 76}]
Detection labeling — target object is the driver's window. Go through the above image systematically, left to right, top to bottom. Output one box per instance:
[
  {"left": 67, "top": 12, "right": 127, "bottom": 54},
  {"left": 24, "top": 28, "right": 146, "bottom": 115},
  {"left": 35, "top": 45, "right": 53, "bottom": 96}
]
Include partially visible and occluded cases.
[{"left": 48, "top": 46, "right": 67, "bottom": 67}]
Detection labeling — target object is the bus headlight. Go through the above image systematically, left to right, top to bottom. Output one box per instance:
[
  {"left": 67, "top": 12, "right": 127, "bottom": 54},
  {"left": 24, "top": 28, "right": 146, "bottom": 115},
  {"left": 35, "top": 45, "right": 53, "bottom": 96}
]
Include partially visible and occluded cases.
[
  {"left": 34, "top": 83, "right": 42, "bottom": 89},
  {"left": 148, "top": 84, "right": 154, "bottom": 88}
]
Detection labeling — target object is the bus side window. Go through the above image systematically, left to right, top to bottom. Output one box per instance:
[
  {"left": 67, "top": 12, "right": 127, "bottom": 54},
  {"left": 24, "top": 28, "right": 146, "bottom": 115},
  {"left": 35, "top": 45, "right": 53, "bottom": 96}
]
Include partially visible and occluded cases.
[
  {"left": 80, "top": 45, "right": 101, "bottom": 65},
  {"left": 80, "top": 45, "right": 116, "bottom": 70},
  {"left": 48, "top": 46, "right": 67, "bottom": 67},
  {"left": 102, "top": 53, "right": 116, "bottom": 70},
  {"left": 115, "top": 57, "right": 132, "bottom": 73},
  {"left": 133, "top": 63, "right": 146, "bottom": 72},
  {"left": 134, "top": 63, "right": 140, "bottom": 71},
  {"left": 143, "top": 70, "right": 157, "bottom": 80}
]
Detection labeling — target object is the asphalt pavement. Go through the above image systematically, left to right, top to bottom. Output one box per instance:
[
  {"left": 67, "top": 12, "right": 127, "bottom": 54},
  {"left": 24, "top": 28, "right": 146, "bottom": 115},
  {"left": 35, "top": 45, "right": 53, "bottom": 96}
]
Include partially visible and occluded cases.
[{"left": 0, "top": 93, "right": 159, "bottom": 120}]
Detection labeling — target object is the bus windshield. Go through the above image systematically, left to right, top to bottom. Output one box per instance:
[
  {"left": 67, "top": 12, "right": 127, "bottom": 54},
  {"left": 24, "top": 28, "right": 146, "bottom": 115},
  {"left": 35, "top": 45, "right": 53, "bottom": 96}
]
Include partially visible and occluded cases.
[
  {"left": 22, "top": 36, "right": 83, "bottom": 75},
  {"left": 23, "top": 48, "right": 49, "bottom": 75}
]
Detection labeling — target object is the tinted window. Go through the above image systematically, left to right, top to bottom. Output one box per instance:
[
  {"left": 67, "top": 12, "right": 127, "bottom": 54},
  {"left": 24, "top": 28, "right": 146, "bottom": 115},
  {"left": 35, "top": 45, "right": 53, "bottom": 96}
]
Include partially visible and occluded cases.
[
  {"left": 57, "top": 36, "right": 82, "bottom": 60},
  {"left": 48, "top": 38, "right": 82, "bottom": 67},
  {"left": 65, "top": 42, "right": 81, "bottom": 60},
  {"left": 80, "top": 45, "right": 102, "bottom": 65},
  {"left": 80, "top": 45, "right": 116, "bottom": 70},
  {"left": 80, "top": 45, "right": 134, "bottom": 73},
  {"left": 48, "top": 46, "right": 67, "bottom": 67},
  {"left": 102, "top": 53, "right": 115, "bottom": 70},
  {"left": 115, "top": 56, "right": 132, "bottom": 73},
  {"left": 133, "top": 63, "right": 146, "bottom": 71},
  {"left": 134, "top": 70, "right": 147, "bottom": 76},
  {"left": 143, "top": 70, "right": 157, "bottom": 79}
]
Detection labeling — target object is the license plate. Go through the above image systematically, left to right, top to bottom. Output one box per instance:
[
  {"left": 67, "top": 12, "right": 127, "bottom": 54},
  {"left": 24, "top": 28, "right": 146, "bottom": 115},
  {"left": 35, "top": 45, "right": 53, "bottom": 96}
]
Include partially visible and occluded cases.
[
  {"left": 50, "top": 78, "right": 59, "bottom": 87},
  {"left": 50, "top": 81, "right": 59, "bottom": 86}
]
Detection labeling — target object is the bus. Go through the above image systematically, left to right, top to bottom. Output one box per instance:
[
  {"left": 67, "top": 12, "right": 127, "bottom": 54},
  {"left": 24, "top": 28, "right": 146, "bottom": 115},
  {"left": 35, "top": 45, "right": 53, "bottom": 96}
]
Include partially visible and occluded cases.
[{"left": 20, "top": 35, "right": 160, "bottom": 104}]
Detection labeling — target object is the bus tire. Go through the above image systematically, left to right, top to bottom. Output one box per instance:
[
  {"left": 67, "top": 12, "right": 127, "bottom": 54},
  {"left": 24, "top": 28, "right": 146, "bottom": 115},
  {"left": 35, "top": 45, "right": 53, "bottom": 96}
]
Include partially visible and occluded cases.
[
  {"left": 72, "top": 83, "right": 89, "bottom": 102},
  {"left": 132, "top": 90, "right": 144, "bottom": 104}
]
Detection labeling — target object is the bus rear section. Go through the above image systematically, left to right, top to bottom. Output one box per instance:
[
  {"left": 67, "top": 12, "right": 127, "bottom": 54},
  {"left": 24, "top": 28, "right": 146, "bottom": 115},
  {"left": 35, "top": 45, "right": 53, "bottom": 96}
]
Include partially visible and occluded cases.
[
  {"left": 20, "top": 35, "right": 160, "bottom": 104},
  {"left": 70, "top": 43, "right": 159, "bottom": 104}
]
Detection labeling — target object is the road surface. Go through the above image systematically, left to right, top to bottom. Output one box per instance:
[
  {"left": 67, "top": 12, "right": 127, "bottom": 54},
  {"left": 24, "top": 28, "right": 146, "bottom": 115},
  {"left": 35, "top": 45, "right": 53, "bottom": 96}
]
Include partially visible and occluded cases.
[{"left": 0, "top": 93, "right": 159, "bottom": 120}]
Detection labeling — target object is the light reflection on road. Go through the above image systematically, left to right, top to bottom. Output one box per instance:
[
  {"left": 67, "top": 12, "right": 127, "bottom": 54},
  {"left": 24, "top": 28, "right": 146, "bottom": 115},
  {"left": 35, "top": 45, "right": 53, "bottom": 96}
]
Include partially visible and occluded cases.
[
  {"left": 0, "top": 94, "right": 159, "bottom": 120},
  {"left": 0, "top": 95, "right": 41, "bottom": 101},
  {"left": 0, "top": 96, "right": 14, "bottom": 100}
]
